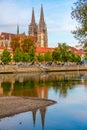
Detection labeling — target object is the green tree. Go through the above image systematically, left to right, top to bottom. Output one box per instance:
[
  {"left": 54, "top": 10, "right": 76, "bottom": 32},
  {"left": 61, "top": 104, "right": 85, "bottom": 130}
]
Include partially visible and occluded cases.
[
  {"left": 71, "top": 0, "right": 87, "bottom": 45},
  {"left": 52, "top": 43, "right": 69, "bottom": 62},
  {"left": 58, "top": 43, "right": 69, "bottom": 62},
  {"left": 29, "top": 47, "right": 35, "bottom": 62},
  {"left": 13, "top": 48, "right": 22, "bottom": 62},
  {"left": 52, "top": 48, "right": 61, "bottom": 62},
  {"left": 1, "top": 49, "right": 11, "bottom": 64},
  {"left": 67, "top": 51, "right": 76, "bottom": 62},
  {"left": 21, "top": 52, "right": 30, "bottom": 62},
  {"left": 44, "top": 52, "right": 52, "bottom": 62},
  {"left": 37, "top": 53, "right": 44, "bottom": 62},
  {"left": 84, "top": 54, "right": 87, "bottom": 60},
  {"left": 74, "top": 55, "right": 81, "bottom": 62}
]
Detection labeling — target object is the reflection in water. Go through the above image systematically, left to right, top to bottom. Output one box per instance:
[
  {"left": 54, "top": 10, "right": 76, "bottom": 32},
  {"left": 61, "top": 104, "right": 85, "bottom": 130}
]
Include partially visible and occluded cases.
[
  {"left": 0, "top": 71, "right": 87, "bottom": 97},
  {"left": 0, "top": 71, "right": 87, "bottom": 130},
  {"left": 32, "top": 107, "right": 46, "bottom": 130}
]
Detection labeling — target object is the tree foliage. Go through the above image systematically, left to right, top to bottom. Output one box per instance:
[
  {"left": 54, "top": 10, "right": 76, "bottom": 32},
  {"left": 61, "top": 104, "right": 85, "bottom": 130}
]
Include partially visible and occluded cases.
[
  {"left": 71, "top": 0, "right": 87, "bottom": 45},
  {"left": 10, "top": 36, "right": 20, "bottom": 52},
  {"left": 21, "top": 38, "right": 35, "bottom": 52},
  {"left": 52, "top": 43, "right": 81, "bottom": 63},
  {"left": 52, "top": 43, "right": 69, "bottom": 62},
  {"left": 29, "top": 47, "right": 35, "bottom": 62},
  {"left": 13, "top": 48, "right": 22, "bottom": 62},
  {"left": 52, "top": 48, "right": 61, "bottom": 62},
  {"left": 1, "top": 49, "right": 11, "bottom": 64},
  {"left": 21, "top": 52, "right": 30, "bottom": 62},
  {"left": 44, "top": 52, "right": 52, "bottom": 62},
  {"left": 37, "top": 54, "right": 44, "bottom": 62}
]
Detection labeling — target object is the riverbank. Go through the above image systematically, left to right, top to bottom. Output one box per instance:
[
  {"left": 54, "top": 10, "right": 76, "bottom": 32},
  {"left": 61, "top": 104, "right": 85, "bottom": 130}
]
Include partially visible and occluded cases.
[
  {"left": 0, "top": 64, "right": 87, "bottom": 73},
  {"left": 0, "top": 96, "right": 56, "bottom": 118}
]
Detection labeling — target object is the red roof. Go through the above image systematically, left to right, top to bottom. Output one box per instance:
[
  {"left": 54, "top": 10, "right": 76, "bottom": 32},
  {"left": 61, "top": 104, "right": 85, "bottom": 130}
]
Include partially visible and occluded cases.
[
  {"left": 0, "top": 46, "right": 6, "bottom": 49},
  {"left": 68, "top": 46, "right": 84, "bottom": 55},
  {"left": 35, "top": 47, "right": 54, "bottom": 53}
]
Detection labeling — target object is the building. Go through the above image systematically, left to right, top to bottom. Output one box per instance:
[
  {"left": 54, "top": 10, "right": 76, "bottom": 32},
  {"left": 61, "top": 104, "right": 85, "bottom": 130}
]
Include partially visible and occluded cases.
[
  {"left": 28, "top": 5, "right": 48, "bottom": 48},
  {"left": 28, "top": 8, "right": 38, "bottom": 37},
  {"left": 68, "top": 46, "right": 84, "bottom": 60}
]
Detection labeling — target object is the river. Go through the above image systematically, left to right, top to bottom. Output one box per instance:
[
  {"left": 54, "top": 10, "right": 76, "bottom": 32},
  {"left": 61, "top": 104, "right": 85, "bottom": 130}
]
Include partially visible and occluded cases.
[{"left": 0, "top": 71, "right": 87, "bottom": 130}]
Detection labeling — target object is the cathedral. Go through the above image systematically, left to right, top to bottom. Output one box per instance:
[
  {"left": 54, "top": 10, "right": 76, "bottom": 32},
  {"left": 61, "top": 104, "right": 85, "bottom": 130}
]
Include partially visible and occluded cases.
[
  {"left": 0, "top": 5, "right": 50, "bottom": 55},
  {"left": 28, "top": 5, "right": 48, "bottom": 48}
]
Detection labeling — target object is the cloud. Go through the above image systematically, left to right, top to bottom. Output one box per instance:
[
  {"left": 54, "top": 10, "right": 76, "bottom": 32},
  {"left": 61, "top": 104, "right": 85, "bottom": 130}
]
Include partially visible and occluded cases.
[
  {"left": 0, "top": 0, "right": 32, "bottom": 34},
  {"left": 0, "top": 1, "right": 31, "bottom": 26}
]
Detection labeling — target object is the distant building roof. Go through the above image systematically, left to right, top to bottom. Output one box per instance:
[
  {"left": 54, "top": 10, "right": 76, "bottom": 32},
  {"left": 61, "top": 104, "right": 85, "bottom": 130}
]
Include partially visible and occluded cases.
[
  {"left": 0, "top": 32, "right": 37, "bottom": 43},
  {"left": 1, "top": 32, "right": 15, "bottom": 40},
  {"left": 0, "top": 46, "right": 6, "bottom": 49},
  {"left": 68, "top": 46, "right": 84, "bottom": 56},
  {"left": 35, "top": 47, "right": 54, "bottom": 53}
]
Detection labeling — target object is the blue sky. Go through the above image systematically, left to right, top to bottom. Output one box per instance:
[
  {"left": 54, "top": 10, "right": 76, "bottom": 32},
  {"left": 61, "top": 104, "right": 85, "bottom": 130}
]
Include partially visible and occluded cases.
[{"left": 0, "top": 0, "right": 78, "bottom": 47}]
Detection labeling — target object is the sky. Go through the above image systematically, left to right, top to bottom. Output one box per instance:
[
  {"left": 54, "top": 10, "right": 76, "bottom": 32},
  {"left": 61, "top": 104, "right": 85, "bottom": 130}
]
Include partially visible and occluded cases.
[{"left": 0, "top": 0, "right": 78, "bottom": 48}]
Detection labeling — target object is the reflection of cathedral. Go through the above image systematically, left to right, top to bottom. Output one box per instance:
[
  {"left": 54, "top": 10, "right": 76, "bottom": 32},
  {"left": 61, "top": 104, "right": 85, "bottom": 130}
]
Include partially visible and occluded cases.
[
  {"left": 36, "top": 86, "right": 48, "bottom": 99},
  {"left": 32, "top": 108, "right": 46, "bottom": 130}
]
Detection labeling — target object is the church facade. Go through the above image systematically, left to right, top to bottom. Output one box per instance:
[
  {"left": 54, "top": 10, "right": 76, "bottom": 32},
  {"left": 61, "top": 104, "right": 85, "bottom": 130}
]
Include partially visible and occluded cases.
[{"left": 28, "top": 5, "right": 48, "bottom": 48}]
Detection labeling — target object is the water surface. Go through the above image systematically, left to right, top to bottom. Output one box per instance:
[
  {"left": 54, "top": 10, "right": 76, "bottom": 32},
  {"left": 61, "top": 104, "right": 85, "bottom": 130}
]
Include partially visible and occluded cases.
[{"left": 0, "top": 71, "right": 87, "bottom": 130}]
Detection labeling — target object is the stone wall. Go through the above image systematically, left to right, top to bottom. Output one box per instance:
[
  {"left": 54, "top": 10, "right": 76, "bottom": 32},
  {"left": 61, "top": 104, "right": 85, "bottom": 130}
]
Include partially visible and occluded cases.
[{"left": 0, "top": 65, "right": 87, "bottom": 73}]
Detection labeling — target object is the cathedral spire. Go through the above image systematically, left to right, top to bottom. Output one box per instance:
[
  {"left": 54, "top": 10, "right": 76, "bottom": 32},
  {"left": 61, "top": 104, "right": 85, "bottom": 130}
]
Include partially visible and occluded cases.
[
  {"left": 39, "top": 4, "right": 44, "bottom": 25},
  {"left": 37, "top": 5, "right": 48, "bottom": 47},
  {"left": 28, "top": 7, "right": 37, "bottom": 36},
  {"left": 31, "top": 8, "right": 35, "bottom": 24}
]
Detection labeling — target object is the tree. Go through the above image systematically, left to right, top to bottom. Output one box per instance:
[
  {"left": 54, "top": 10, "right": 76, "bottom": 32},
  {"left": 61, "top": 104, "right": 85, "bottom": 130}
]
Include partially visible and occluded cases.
[
  {"left": 71, "top": 0, "right": 87, "bottom": 45},
  {"left": 10, "top": 36, "right": 20, "bottom": 52},
  {"left": 21, "top": 37, "right": 35, "bottom": 53},
  {"left": 52, "top": 43, "right": 69, "bottom": 62},
  {"left": 58, "top": 43, "right": 69, "bottom": 62},
  {"left": 29, "top": 47, "right": 35, "bottom": 62},
  {"left": 13, "top": 48, "right": 22, "bottom": 62},
  {"left": 52, "top": 48, "right": 61, "bottom": 62},
  {"left": 1, "top": 49, "right": 11, "bottom": 64},
  {"left": 67, "top": 50, "right": 76, "bottom": 62},
  {"left": 21, "top": 52, "right": 30, "bottom": 62},
  {"left": 44, "top": 52, "right": 52, "bottom": 62},
  {"left": 37, "top": 53, "right": 44, "bottom": 62},
  {"left": 84, "top": 54, "right": 87, "bottom": 60},
  {"left": 74, "top": 55, "right": 81, "bottom": 62}
]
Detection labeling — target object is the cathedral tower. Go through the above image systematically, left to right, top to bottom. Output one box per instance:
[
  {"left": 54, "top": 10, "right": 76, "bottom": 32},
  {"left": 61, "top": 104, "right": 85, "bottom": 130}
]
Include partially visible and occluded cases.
[
  {"left": 37, "top": 5, "right": 48, "bottom": 48},
  {"left": 28, "top": 8, "right": 37, "bottom": 36}
]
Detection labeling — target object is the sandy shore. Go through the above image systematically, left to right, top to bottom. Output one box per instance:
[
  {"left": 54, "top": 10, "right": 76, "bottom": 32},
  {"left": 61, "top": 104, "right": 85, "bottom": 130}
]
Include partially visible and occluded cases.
[{"left": 0, "top": 96, "right": 56, "bottom": 118}]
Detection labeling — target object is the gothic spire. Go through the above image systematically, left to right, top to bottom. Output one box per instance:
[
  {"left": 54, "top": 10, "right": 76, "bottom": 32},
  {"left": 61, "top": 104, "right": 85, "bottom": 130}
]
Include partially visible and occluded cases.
[
  {"left": 39, "top": 4, "right": 45, "bottom": 25},
  {"left": 28, "top": 7, "right": 37, "bottom": 36},
  {"left": 31, "top": 8, "right": 35, "bottom": 24},
  {"left": 17, "top": 24, "right": 19, "bottom": 34}
]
